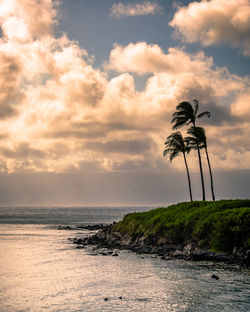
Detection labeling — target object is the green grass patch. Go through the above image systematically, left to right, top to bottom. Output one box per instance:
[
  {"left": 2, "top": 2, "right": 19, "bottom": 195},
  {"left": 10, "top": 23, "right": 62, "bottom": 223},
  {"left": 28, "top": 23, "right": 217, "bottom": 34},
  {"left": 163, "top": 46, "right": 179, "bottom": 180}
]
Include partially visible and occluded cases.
[{"left": 113, "top": 200, "right": 250, "bottom": 252}]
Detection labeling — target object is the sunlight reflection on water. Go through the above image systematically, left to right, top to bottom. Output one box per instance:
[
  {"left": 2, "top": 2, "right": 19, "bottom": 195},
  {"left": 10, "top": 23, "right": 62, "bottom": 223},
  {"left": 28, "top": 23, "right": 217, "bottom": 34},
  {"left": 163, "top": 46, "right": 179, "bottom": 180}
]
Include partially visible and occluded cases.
[{"left": 0, "top": 224, "right": 249, "bottom": 312}]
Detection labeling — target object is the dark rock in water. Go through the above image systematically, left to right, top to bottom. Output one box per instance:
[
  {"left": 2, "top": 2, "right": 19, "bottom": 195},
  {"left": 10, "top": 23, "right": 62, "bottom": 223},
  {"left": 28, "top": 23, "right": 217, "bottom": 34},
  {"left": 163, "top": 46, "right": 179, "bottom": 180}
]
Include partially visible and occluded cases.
[
  {"left": 57, "top": 223, "right": 108, "bottom": 231},
  {"left": 78, "top": 224, "right": 106, "bottom": 231},
  {"left": 57, "top": 225, "right": 74, "bottom": 230},
  {"left": 73, "top": 238, "right": 84, "bottom": 245},
  {"left": 99, "top": 252, "right": 108, "bottom": 256},
  {"left": 211, "top": 274, "right": 219, "bottom": 280},
  {"left": 119, "top": 296, "right": 123, "bottom": 300},
  {"left": 104, "top": 297, "right": 108, "bottom": 301}
]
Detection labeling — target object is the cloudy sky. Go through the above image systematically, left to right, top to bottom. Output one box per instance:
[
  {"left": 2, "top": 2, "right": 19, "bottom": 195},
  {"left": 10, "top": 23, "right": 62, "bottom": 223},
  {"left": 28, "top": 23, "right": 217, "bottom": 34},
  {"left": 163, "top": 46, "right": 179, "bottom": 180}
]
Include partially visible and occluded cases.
[{"left": 0, "top": 0, "right": 249, "bottom": 206}]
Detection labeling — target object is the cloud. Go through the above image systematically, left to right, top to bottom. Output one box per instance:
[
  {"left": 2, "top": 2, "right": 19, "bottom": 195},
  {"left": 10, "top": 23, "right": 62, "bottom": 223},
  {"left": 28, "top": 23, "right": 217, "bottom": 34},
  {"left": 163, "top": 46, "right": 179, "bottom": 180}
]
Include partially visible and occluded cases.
[
  {"left": 0, "top": 0, "right": 57, "bottom": 42},
  {"left": 170, "top": 0, "right": 250, "bottom": 56},
  {"left": 0, "top": 1, "right": 249, "bottom": 175},
  {"left": 110, "top": 1, "right": 161, "bottom": 18},
  {"left": 106, "top": 41, "right": 250, "bottom": 170},
  {"left": 107, "top": 42, "right": 216, "bottom": 75},
  {"left": 107, "top": 42, "right": 247, "bottom": 107},
  {"left": 0, "top": 51, "right": 22, "bottom": 119},
  {"left": 231, "top": 91, "right": 250, "bottom": 118},
  {"left": 84, "top": 139, "right": 152, "bottom": 155},
  {"left": 1, "top": 142, "right": 47, "bottom": 159}
]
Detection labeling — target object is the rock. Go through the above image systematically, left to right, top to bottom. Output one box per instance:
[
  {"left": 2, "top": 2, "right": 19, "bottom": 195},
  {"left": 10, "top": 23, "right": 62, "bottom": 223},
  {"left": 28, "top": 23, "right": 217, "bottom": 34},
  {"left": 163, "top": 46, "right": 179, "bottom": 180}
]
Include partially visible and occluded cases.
[
  {"left": 70, "top": 222, "right": 249, "bottom": 266},
  {"left": 78, "top": 224, "right": 106, "bottom": 231},
  {"left": 57, "top": 225, "right": 73, "bottom": 230},
  {"left": 141, "top": 234, "right": 157, "bottom": 246},
  {"left": 73, "top": 238, "right": 84, "bottom": 244},
  {"left": 184, "top": 243, "right": 195, "bottom": 252},
  {"left": 136, "top": 246, "right": 151, "bottom": 254},
  {"left": 172, "top": 250, "right": 186, "bottom": 258},
  {"left": 243, "top": 250, "right": 250, "bottom": 265},
  {"left": 99, "top": 252, "right": 108, "bottom": 256},
  {"left": 112, "top": 253, "right": 118, "bottom": 256},
  {"left": 211, "top": 274, "right": 219, "bottom": 280},
  {"left": 119, "top": 296, "right": 123, "bottom": 300},
  {"left": 104, "top": 298, "right": 108, "bottom": 301}
]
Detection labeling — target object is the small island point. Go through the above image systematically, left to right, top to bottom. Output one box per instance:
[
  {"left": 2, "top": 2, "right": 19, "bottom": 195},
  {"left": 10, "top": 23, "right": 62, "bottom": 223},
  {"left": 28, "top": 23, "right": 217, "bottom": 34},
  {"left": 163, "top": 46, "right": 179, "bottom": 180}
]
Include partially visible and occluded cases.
[{"left": 74, "top": 199, "right": 250, "bottom": 266}]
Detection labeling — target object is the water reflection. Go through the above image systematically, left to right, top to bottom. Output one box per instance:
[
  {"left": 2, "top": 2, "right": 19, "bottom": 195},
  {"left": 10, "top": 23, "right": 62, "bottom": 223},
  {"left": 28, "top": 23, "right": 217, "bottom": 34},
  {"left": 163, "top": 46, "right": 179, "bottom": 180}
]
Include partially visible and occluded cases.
[{"left": 0, "top": 224, "right": 249, "bottom": 312}]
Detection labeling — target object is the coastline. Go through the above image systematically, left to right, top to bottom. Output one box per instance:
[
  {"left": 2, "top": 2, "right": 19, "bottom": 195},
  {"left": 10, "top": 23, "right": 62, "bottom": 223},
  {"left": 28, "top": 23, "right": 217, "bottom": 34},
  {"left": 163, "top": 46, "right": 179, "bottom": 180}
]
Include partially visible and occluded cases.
[{"left": 72, "top": 222, "right": 250, "bottom": 266}]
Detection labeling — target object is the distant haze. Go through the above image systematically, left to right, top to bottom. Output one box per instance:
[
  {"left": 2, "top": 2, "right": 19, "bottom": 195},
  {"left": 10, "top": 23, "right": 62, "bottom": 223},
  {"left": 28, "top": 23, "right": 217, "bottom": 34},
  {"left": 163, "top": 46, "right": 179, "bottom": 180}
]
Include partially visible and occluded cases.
[{"left": 0, "top": 170, "right": 249, "bottom": 207}]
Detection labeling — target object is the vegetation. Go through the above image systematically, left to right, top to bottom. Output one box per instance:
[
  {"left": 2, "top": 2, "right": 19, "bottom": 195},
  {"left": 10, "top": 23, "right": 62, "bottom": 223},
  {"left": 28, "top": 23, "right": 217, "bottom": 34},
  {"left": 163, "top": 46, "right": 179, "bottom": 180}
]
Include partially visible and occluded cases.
[
  {"left": 166, "top": 99, "right": 212, "bottom": 201},
  {"left": 186, "top": 126, "right": 215, "bottom": 201},
  {"left": 163, "top": 132, "right": 193, "bottom": 202},
  {"left": 113, "top": 200, "right": 250, "bottom": 253}
]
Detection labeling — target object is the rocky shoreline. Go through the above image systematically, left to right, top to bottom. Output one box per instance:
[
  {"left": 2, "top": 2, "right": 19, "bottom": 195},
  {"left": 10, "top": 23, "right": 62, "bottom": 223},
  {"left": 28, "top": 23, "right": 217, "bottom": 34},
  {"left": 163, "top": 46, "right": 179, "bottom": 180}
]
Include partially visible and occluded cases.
[
  {"left": 71, "top": 223, "right": 250, "bottom": 266},
  {"left": 57, "top": 224, "right": 107, "bottom": 231}
]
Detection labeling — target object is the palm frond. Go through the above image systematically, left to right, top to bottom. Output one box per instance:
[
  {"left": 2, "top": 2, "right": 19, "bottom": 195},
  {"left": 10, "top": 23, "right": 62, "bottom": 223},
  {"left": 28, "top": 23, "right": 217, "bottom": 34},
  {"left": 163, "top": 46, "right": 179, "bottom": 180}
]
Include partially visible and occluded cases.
[
  {"left": 193, "top": 99, "right": 199, "bottom": 115},
  {"left": 171, "top": 101, "right": 197, "bottom": 129},
  {"left": 176, "top": 101, "right": 194, "bottom": 115},
  {"left": 172, "top": 111, "right": 190, "bottom": 118},
  {"left": 197, "top": 111, "right": 210, "bottom": 119},
  {"left": 171, "top": 115, "right": 187, "bottom": 123},
  {"left": 171, "top": 118, "right": 187, "bottom": 130},
  {"left": 186, "top": 120, "right": 193, "bottom": 125},
  {"left": 186, "top": 126, "right": 207, "bottom": 148},
  {"left": 163, "top": 131, "right": 187, "bottom": 161},
  {"left": 168, "top": 131, "right": 182, "bottom": 139},
  {"left": 185, "top": 136, "right": 199, "bottom": 150},
  {"left": 185, "top": 145, "right": 191, "bottom": 154},
  {"left": 163, "top": 147, "right": 179, "bottom": 161},
  {"left": 163, "top": 148, "right": 172, "bottom": 156},
  {"left": 169, "top": 150, "right": 179, "bottom": 162}
]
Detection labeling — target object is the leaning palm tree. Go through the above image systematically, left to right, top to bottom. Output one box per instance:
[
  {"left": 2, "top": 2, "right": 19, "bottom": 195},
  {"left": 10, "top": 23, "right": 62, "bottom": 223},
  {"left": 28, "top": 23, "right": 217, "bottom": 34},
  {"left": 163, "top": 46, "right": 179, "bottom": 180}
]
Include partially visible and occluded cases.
[
  {"left": 171, "top": 99, "right": 210, "bottom": 201},
  {"left": 171, "top": 99, "right": 210, "bottom": 129},
  {"left": 186, "top": 126, "right": 215, "bottom": 201},
  {"left": 164, "top": 131, "right": 193, "bottom": 202}
]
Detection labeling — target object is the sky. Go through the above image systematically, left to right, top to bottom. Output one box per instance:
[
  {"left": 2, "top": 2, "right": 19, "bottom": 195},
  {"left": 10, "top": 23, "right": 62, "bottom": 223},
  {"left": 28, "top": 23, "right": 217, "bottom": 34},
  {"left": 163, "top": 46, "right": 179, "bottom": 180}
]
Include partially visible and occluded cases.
[{"left": 0, "top": 0, "right": 249, "bottom": 206}]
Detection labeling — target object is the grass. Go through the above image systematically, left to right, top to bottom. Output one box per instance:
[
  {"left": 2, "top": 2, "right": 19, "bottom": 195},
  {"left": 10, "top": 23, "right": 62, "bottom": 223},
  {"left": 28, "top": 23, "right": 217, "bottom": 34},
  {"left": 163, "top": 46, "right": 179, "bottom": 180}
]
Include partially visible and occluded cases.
[{"left": 113, "top": 200, "right": 250, "bottom": 252}]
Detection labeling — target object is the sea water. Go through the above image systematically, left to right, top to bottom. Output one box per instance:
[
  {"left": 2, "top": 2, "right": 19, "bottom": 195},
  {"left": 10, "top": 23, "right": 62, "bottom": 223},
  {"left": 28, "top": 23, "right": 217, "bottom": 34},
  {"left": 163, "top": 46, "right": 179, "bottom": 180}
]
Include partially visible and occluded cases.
[{"left": 0, "top": 207, "right": 249, "bottom": 312}]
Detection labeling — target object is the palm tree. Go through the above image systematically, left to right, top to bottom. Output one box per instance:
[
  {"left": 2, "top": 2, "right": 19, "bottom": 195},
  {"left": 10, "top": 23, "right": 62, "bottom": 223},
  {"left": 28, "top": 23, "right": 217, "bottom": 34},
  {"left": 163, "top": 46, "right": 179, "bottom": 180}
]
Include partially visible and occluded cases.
[
  {"left": 171, "top": 99, "right": 210, "bottom": 201},
  {"left": 171, "top": 99, "right": 211, "bottom": 129},
  {"left": 186, "top": 126, "right": 215, "bottom": 201},
  {"left": 164, "top": 131, "right": 193, "bottom": 202}
]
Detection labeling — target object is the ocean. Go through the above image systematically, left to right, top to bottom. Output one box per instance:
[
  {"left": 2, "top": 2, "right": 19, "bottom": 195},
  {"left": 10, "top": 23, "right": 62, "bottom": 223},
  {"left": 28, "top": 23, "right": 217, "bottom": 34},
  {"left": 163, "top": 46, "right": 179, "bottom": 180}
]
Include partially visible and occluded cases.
[{"left": 0, "top": 206, "right": 249, "bottom": 312}]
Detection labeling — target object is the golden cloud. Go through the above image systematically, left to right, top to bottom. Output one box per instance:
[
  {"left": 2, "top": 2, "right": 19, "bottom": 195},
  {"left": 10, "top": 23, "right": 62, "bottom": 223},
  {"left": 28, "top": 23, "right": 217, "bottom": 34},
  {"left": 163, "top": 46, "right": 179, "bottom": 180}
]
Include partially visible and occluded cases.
[
  {"left": 0, "top": 0, "right": 249, "bottom": 174},
  {"left": 170, "top": 0, "right": 250, "bottom": 56}
]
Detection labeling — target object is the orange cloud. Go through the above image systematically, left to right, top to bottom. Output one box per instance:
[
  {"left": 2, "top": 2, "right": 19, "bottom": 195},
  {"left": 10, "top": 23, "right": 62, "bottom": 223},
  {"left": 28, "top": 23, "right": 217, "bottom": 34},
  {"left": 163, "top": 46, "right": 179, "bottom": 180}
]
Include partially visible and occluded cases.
[
  {"left": 0, "top": 0, "right": 57, "bottom": 42},
  {"left": 170, "top": 0, "right": 250, "bottom": 56},
  {"left": 0, "top": 1, "right": 249, "bottom": 174},
  {"left": 0, "top": 51, "right": 22, "bottom": 119},
  {"left": 231, "top": 92, "right": 250, "bottom": 118}
]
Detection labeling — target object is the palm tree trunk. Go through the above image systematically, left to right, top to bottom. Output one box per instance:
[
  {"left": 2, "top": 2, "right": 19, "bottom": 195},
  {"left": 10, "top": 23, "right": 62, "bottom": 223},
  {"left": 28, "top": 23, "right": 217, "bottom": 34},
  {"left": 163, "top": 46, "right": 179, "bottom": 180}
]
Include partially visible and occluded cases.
[
  {"left": 193, "top": 122, "right": 206, "bottom": 201},
  {"left": 197, "top": 147, "right": 206, "bottom": 200},
  {"left": 205, "top": 147, "right": 215, "bottom": 201},
  {"left": 183, "top": 152, "right": 193, "bottom": 202}
]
